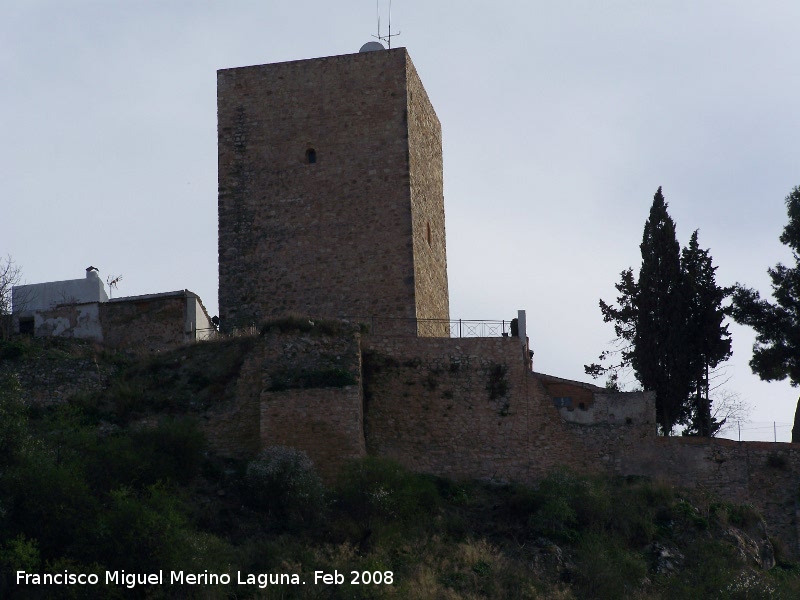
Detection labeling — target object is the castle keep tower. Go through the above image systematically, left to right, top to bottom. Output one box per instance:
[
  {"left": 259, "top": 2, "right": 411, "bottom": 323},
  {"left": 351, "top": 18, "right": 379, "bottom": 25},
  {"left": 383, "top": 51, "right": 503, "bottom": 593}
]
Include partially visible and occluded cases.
[{"left": 217, "top": 48, "right": 449, "bottom": 334}]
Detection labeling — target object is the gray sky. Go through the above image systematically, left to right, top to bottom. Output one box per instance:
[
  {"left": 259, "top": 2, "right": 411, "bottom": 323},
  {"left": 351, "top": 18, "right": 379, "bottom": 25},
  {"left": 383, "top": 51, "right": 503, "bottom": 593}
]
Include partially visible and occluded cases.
[{"left": 3, "top": 1, "right": 799, "bottom": 440}]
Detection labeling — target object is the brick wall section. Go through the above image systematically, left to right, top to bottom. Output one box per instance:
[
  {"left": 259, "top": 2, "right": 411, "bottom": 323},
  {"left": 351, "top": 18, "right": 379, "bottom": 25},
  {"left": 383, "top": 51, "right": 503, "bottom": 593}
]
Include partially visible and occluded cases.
[
  {"left": 217, "top": 49, "right": 448, "bottom": 335},
  {"left": 406, "top": 55, "right": 450, "bottom": 331},
  {"left": 100, "top": 297, "right": 186, "bottom": 352},
  {"left": 199, "top": 328, "right": 365, "bottom": 474},
  {"left": 258, "top": 328, "right": 365, "bottom": 476},
  {"left": 362, "top": 335, "right": 596, "bottom": 482},
  {"left": 201, "top": 345, "right": 263, "bottom": 457},
  {"left": 1, "top": 355, "right": 116, "bottom": 405},
  {"left": 261, "top": 386, "right": 365, "bottom": 479},
  {"left": 617, "top": 437, "right": 800, "bottom": 557}
]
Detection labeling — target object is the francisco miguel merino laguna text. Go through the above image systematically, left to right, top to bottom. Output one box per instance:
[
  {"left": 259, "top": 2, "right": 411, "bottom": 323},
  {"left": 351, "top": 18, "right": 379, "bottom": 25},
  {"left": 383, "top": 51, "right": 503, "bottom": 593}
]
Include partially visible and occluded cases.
[{"left": 17, "top": 570, "right": 303, "bottom": 589}]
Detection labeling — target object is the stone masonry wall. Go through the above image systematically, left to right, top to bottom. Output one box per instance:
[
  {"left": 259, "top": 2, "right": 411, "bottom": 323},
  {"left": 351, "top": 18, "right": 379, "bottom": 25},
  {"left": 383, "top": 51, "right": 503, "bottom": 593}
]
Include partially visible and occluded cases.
[
  {"left": 217, "top": 49, "right": 447, "bottom": 335},
  {"left": 406, "top": 55, "right": 450, "bottom": 331},
  {"left": 100, "top": 296, "right": 186, "bottom": 352},
  {"left": 202, "top": 327, "right": 366, "bottom": 475},
  {"left": 258, "top": 328, "right": 365, "bottom": 477},
  {"left": 7, "top": 331, "right": 800, "bottom": 556},
  {"left": 362, "top": 335, "right": 596, "bottom": 482},
  {"left": 200, "top": 343, "right": 263, "bottom": 458},
  {"left": 1, "top": 347, "right": 117, "bottom": 405},
  {"left": 261, "top": 386, "right": 365, "bottom": 479},
  {"left": 618, "top": 437, "right": 800, "bottom": 557}
]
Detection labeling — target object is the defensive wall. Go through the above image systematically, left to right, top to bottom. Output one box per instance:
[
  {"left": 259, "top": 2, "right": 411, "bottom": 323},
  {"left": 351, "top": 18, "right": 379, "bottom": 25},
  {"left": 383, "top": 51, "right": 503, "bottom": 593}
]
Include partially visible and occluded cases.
[
  {"left": 205, "top": 325, "right": 365, "bottom": 477},
  {"left": 3, "top": 327, "right": 799, "bottom": 556},
  {"left": 205, "top": 327, "right": 655, "bottom": 483},
  {"left": 200, "top": 328, "right": 800, "bottom": 558},
  {"left": 365, "top": 335, "right": 606, "bottom": 481},
  {"left": 619, "top": 436, "right": 800, "bottom": 560}
]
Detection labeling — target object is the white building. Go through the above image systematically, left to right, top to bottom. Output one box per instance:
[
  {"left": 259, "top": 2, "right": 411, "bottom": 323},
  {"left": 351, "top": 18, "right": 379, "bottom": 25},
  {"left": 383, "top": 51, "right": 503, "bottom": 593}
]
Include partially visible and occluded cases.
[{"left": 12, "top": 267, "right": 215, "bottom": 349}]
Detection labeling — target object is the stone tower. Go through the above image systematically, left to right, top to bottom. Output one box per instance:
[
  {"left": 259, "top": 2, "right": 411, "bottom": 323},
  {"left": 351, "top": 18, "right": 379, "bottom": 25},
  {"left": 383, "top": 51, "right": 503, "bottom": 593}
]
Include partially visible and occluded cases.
[{"left": 217, "top": 48, "right": 449, "bottom": 335}]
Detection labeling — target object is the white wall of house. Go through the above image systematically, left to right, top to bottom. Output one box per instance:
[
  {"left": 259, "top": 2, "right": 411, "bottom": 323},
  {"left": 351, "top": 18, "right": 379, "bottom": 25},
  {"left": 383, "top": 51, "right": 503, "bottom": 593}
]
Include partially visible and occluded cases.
[
  {"left": 13, "top": 269, "right": 108, "bottom": 314},
  {"left": 185, "top": 293, "right": 214, "bottom": 341},
  {"left": 33, "top": 303, "right": 104, "bottom": 341}
]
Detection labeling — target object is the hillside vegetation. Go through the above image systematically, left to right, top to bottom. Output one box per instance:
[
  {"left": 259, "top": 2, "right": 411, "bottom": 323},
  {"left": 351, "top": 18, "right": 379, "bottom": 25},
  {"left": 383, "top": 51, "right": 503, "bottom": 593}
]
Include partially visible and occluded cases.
[{"left": 1, "top": 336, "right": 799, "bottom": 599}]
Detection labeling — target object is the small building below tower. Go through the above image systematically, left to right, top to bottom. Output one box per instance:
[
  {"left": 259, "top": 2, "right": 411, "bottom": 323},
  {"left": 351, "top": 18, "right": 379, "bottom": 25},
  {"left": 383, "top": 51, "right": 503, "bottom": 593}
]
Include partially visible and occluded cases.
[{"left": 12, "top": 268, "right": 214, "bottom": 352}]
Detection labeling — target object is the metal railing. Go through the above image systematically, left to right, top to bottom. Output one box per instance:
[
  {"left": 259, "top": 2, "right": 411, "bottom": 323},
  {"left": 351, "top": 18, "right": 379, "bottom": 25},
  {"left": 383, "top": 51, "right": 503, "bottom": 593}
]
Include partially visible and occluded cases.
[{"left": 341, "top": 316, "right": 517, "bottom": 338}]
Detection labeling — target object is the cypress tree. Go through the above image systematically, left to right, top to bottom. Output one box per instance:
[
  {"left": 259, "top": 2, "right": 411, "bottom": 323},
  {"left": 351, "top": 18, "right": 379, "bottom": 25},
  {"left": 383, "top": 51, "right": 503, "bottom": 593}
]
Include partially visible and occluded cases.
[
  {"left": 587, "top": 187, "right": 732, "bottom": 435},
  {"left": 632, "top": 187, "right": 693, "bottom": 435},
  {"left": 681, "top": 230, "right": 732, "bottom": 436}
]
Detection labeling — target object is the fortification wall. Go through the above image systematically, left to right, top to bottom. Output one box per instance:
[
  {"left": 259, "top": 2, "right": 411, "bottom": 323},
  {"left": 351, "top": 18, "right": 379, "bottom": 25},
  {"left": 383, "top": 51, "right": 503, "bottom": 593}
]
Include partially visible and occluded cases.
[
  {"left": 257, "top": 328, "right": 365, "bottom": 476},
  {"left": 6, "top": 331, "right": 800, "bottom": 555},
  {"left": 361, "top": 335, "right": 598, "bottom": 482},
  {"left": 0, "top": 344, "right": 117, "bottom": 405},
  {"left": 201, "top": 344, "right": 263, "bottom": 458},
  {"left": 545, "top": 382, "right": 658, "bottom": 473},
  {"left": 261, "top": 386, "right": 365, "bottom": 478},
  {"left": 618, "top": 437, "right": 800, "bottom": 556}
]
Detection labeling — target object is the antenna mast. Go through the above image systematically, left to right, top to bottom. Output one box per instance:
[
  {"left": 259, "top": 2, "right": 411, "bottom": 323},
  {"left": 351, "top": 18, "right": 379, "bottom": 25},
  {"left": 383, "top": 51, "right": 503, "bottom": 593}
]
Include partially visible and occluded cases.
[{"left": 373, "top": 0, "right": 401, "bottom": 49}]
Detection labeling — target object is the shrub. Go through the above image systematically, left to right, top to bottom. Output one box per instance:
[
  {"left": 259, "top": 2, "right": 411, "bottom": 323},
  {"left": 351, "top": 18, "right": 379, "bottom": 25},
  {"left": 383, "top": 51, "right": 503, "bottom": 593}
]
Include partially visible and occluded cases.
[
  {"left": 260, "top": 315, "right": 352, "bottom": 337},
  {"left": 0, "top": 338, "right": 36, "bottom": 360},
  {"left": 0, "top": 374, "right": 30, "bottom": 467},
  {"left": 85, "top": 417, "right": 205, "bottom": 490},
  {"left": 243, "top": 446, "right": 326, "bottom": 525},
  {"left": 4, "top": 452, "right": 98, "bottom": 560},
  {"left": 334, "top": 457, "right": 441, "bottom": 545},
  {"left": 527, "top": 470, "right": 611, "bottom": 541},
  {"left": 607, "top": 478, "right": 668, "bottom": 545},
  {"left": 93, "top": 484, "right": 189, "bottom": 572},
  {"left": 574, "top": 533, "right": 647, "bottom": 600},
  {"left": 0, "top": 535, "right": 40, "bottom": 573}
]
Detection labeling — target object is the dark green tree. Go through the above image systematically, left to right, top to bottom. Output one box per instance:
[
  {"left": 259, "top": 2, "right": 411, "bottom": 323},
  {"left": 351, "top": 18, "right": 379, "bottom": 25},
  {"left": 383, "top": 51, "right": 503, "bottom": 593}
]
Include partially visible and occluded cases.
[
  {"left": 730, "top": 186, "right": 800, "bottom": 442},
  {"left": 632, "top": 187, "right": 693, "bottom": 434},
  {"left": 587, "top": 188, "right": 731, "bottom": 435},
  {"left": 681, "top": 230, "right": 733, "bottom": 436},
  {"left": 584, "top": 267, "right": 638, "bottom": 388}
]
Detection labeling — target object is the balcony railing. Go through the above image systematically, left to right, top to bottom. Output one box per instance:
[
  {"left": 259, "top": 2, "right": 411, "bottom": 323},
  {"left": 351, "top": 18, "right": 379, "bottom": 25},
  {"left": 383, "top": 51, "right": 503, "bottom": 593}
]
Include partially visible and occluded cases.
[{"left": 342, "top": 316, "right": 517, "bottom": 338}]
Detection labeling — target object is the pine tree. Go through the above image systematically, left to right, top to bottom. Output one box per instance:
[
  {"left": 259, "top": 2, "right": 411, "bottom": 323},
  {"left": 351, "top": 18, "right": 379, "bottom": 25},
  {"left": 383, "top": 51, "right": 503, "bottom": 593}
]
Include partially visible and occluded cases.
[
  {"left": 730, "top": 186, "right": 800, "bottom": 441},
  {"left": 681, "top": 231, "right": 732, "bottom": 436}
]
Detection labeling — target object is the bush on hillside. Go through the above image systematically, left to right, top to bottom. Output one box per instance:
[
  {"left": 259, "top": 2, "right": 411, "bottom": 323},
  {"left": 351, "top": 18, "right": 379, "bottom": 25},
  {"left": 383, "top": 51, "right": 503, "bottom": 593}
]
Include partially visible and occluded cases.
[{"left": 242, "top": 446, "right": 326, "bottom": 526}]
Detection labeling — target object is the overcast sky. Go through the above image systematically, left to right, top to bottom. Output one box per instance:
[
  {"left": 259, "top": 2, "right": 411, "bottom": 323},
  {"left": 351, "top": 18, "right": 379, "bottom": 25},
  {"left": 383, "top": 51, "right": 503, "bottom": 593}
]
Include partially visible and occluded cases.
[{"left": 3, "top": 1, "right": 799, "bottom": 440}]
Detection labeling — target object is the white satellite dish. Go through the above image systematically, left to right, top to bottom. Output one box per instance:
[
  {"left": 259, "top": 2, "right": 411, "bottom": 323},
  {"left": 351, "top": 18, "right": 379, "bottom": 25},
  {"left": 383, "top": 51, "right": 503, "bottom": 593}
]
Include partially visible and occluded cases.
[{"left": 359, "top": 41, "right": 385, "bottom": 52}]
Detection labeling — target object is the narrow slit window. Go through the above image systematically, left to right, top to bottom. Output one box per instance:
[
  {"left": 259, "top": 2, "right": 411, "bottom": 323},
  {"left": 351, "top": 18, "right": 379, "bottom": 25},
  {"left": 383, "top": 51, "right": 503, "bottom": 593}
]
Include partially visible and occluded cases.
[
  {"left": 306, "top": 148, "right": 317, "bottom": 164},
  {"left": 426, "top": 222, "right": 432, "bottom": 246}
]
